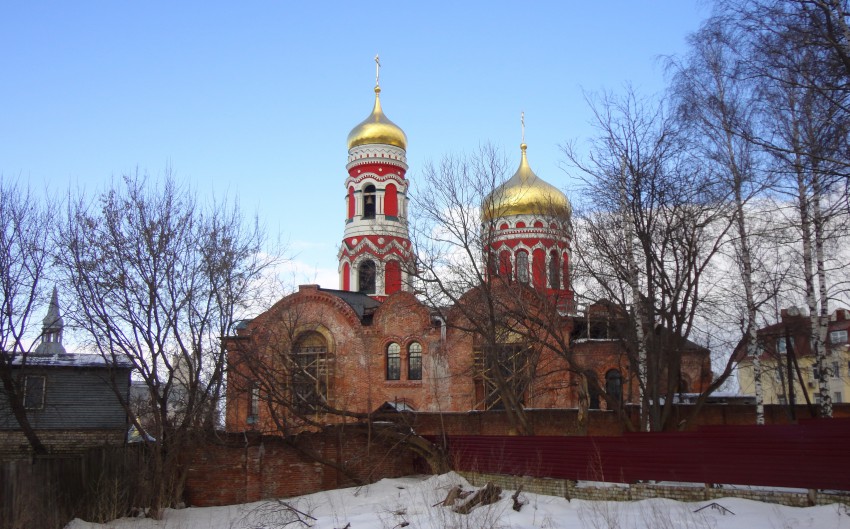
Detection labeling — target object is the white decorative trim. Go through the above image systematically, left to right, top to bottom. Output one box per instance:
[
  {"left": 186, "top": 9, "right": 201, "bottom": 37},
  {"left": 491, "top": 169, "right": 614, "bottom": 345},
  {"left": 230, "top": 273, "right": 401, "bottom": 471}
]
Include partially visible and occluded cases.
[
  {"left": 347, "top": 144, "right": 408, "bottom": 170},
  {"left": 346, "top": 172, "right": 409, "bottom": 190},
  {"left": 338, "top": 236, "right": 413, "bottom": 261}
]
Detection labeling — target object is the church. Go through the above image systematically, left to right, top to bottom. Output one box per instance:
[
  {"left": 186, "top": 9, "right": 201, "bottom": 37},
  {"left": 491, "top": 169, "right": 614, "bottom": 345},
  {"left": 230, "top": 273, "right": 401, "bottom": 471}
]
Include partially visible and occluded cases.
[{"left": 224, "top": 68, "right": 712, "bottom": 434}]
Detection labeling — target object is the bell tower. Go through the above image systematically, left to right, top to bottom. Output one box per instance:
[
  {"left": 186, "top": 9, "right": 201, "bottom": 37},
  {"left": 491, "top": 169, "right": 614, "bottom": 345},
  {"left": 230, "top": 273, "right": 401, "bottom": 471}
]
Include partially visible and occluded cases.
[
  {"left": 339, "top": 57, "right": 414, "bottom": 300},
  {"left": 481, "top": 115, "right": 574, "bottom": 311}
]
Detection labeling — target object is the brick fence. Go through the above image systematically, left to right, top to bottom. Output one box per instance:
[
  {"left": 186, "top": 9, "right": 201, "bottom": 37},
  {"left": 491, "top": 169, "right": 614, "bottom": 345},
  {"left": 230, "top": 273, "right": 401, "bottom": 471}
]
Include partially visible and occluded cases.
[
  {"left": 189, "top": 405, "right": 850, "bottom": 507},
  {"left": 185, "top": 426, "right": 417, "bottom": 507}
]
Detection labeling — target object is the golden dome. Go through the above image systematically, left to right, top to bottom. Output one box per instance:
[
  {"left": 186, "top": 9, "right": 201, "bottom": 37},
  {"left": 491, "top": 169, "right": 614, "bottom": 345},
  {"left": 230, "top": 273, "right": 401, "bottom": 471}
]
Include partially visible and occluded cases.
[
  {"left": 347, "top": 86, "right": 407, "bottom": 150},
  {"left": 482, "top": 143, "right": 571, "bottom": 222}
]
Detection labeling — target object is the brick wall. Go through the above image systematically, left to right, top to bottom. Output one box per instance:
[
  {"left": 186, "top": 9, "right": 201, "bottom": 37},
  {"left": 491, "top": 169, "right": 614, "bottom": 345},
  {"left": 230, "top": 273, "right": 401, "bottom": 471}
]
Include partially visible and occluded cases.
[
  {"left": 224, "top": 287, "right": 712, "bottom": 433},
  {"left": 190, "top": 405, "right": 850, "bottom": 507},
  {"left": 408, "top": 409, "right": 626, "bottom": 436},
  {"left": 185, "top": 427, "right": 417, "bottom": 507},
  {"left": 0, "top": 429, "right": 126, "bottom": 458}
]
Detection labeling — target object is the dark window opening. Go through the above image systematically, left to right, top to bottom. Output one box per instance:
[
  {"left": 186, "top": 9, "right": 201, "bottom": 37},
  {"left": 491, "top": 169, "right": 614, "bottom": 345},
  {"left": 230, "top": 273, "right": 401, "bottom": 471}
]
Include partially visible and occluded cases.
[
  {"left": 363, "top": 185, "right": 377, "bottom": 219},
  {"left": 548, "top": 250, "right": 560, "bottom": 289},
  {"left": 358, "top": 260, "right": 376, "bottom": 294},
  {"left": 408, "top": 342, "right": 422, "bottom": 380},
  {"left": 387, "top": 343, "right": 401, "bottom": 380},
  {"left": 606, "top": 369, "right": 623, "bottom": 405},
  {"left": 24, "top": 375, "right": 45, "bottom": 410}
]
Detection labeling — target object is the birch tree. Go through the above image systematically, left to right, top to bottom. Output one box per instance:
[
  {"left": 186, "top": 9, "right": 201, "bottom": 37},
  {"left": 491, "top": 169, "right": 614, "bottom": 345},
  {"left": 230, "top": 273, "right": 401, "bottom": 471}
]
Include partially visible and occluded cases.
[{"left": 670, "top": 18, "right": 781, "bottom": 424}]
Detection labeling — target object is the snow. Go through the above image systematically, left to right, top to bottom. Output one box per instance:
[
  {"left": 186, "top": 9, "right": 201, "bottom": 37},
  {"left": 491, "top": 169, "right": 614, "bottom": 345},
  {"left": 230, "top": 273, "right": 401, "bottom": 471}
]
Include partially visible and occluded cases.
[
  {"left": 18, "top": 352, "right": 133, "bottom": 368},
  {"left": 65, "top": 473, "right": 850, "bottom": 529}
]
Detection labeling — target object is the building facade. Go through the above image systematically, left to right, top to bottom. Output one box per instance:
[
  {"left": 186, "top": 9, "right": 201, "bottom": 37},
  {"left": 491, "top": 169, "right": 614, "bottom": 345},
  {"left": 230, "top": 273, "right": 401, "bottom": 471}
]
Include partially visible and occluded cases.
[
  {"left": 224, "top": 74, "right": 712, "bottom": 434},
  {"left": 0, "top": 289, "right": 132, "bottom": 455},
  {"left": 737, "top": 307, "right": 850, "bottom": 406}
]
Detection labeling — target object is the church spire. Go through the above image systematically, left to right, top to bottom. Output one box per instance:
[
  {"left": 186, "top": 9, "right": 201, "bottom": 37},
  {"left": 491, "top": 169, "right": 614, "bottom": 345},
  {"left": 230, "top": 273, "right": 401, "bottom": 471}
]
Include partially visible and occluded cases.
[{"left": 34, "top": 286, "right": 67, "bottom": 356}]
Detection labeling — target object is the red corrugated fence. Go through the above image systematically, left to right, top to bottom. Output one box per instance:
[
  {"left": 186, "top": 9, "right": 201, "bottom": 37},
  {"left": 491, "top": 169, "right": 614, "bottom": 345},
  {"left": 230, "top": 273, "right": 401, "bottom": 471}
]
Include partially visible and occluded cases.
[{"left": 436, "top": 418, "right": 850, "bottom": 490}]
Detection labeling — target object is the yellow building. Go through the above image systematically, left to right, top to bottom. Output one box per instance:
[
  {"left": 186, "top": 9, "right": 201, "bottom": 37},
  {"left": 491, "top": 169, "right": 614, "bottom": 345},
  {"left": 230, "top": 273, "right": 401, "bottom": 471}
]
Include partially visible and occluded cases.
[{"left": 737, "top": 308, "right": 850, "bottom": 406}]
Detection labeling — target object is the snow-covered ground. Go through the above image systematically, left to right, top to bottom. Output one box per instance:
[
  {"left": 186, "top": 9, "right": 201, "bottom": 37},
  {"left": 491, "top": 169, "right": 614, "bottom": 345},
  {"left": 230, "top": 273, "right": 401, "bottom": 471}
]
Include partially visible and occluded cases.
[{"left": 66, "top": 473, "right": 850, "bottom": 529}]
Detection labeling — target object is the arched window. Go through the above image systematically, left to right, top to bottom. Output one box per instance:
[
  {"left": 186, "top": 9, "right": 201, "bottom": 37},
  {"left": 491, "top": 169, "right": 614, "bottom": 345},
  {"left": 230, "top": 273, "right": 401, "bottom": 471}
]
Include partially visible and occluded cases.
[
  {"left": 385, "top": 183, "right": 398, "bottom": 217},
  {"left": 363, "top": 184, "right": 376, "bottom": 219},
  {"left": 347, "top": 186, "right": 355, "bottom": 220},
  {"left": 516, "top": 250, "right": 529, "bottom": 283},
  {"left": 548, "top": 250, "right": 560, "bottom": 289},
  {"left": 358, "top": 260, "right": 376, "bottom": 294},
  {"left": 385, "top": 260, "right": 401, "bottom": 295},
  {"left": 293, "top": 332, "right": 331, "bottom": 412},
  {"left": 408, "top": 342, "right": 422, "bottom": 380},
  {"left": 386, "top": 343, "right": 401, "bottom": 380},
  {"left": 605, "top": 369, "right": 623, "bottom": 404}
]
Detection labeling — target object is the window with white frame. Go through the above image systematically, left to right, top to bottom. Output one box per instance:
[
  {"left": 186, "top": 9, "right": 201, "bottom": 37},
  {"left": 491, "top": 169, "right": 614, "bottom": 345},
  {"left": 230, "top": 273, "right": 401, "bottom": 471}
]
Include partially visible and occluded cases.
[{"left": 830, "top": 329, "right": 848, "bottom": 344}]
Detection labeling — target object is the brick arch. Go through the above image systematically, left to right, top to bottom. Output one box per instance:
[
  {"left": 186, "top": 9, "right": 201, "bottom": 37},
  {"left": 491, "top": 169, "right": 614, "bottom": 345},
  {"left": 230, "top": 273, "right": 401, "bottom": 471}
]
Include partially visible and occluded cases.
[
  {"left": 262, "top": 289, "right": 367, "bottom": 328},
  {"left": 292, "top": 323, "right": 336, "bottom": 353}
]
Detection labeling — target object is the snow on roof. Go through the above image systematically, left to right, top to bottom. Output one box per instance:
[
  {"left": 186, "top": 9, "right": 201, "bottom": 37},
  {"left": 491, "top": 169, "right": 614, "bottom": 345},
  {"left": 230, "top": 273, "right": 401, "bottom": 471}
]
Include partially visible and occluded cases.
[{"left": 13, "top": 352, "right": 133, "bottom": 369}]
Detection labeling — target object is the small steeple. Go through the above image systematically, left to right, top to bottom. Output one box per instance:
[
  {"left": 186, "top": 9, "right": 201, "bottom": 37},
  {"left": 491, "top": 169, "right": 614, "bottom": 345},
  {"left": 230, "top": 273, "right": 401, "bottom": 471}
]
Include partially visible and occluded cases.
[{"left": 34, "top": 286, "right": 66, "bottom": 356}]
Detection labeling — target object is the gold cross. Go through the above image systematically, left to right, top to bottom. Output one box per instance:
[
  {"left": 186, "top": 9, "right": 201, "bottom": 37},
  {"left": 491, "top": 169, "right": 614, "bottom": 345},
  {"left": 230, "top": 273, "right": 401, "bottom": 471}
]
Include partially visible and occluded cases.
[{"left": 521, "top": 111, "right": 525, "bottom": 143}]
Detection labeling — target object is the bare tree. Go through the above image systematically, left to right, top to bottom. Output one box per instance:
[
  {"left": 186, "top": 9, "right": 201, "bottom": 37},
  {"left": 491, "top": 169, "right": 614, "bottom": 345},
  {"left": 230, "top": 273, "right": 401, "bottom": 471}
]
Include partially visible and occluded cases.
[
  {"left": 711, "top": 0, "right": 850, "bottom": 419},
  {"left": 669, "top": 18, "right": 788, "bottom": 424},
  {"left": 759, "top": 65, "right": 850, "bottom": 416},
  {"left": 564, "top": 89, "right": 735, "bottom": 431},
  {"left": 409, "top": 145, "right": 543, "bottom": 435},
  {"left": 56, "top": 173, "right": 276, "bottom": 517},
  {"left": 0, "top": 177, "right": 53, "bottom": 454}
]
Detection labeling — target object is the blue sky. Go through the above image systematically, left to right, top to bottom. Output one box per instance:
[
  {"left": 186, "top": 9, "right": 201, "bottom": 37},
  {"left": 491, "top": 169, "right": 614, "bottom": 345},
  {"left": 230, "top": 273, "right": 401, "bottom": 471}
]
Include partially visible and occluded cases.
[{"left": 1, "top": 1, "right": 710, "bottom": 289}]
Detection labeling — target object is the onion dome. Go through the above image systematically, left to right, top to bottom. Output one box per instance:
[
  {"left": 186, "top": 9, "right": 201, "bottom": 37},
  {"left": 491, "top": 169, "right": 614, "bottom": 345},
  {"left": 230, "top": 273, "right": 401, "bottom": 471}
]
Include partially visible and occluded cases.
[
  {"left": 347, "top": 86, "right": 407, "bottom": 150},
  {"left": 482, "top": 143, "right": 571, "bottom": 221}
]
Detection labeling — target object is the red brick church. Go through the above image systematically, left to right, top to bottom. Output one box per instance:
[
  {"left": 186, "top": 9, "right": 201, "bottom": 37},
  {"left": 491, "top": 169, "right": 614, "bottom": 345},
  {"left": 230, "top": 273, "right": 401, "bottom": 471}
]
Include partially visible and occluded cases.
[{"left": 224, "top": 70, "right": 712, "bottom": 434}]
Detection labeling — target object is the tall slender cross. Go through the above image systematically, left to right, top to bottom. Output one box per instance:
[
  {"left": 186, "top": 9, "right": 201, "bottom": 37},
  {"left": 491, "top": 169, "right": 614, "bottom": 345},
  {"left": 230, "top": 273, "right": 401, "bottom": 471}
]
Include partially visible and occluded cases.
[
  {"left": 375, "top": 54, "right": 381, "bottom": 87},
  {"left": 521, "top": 111, "right": 526, "bottom": 143}
]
